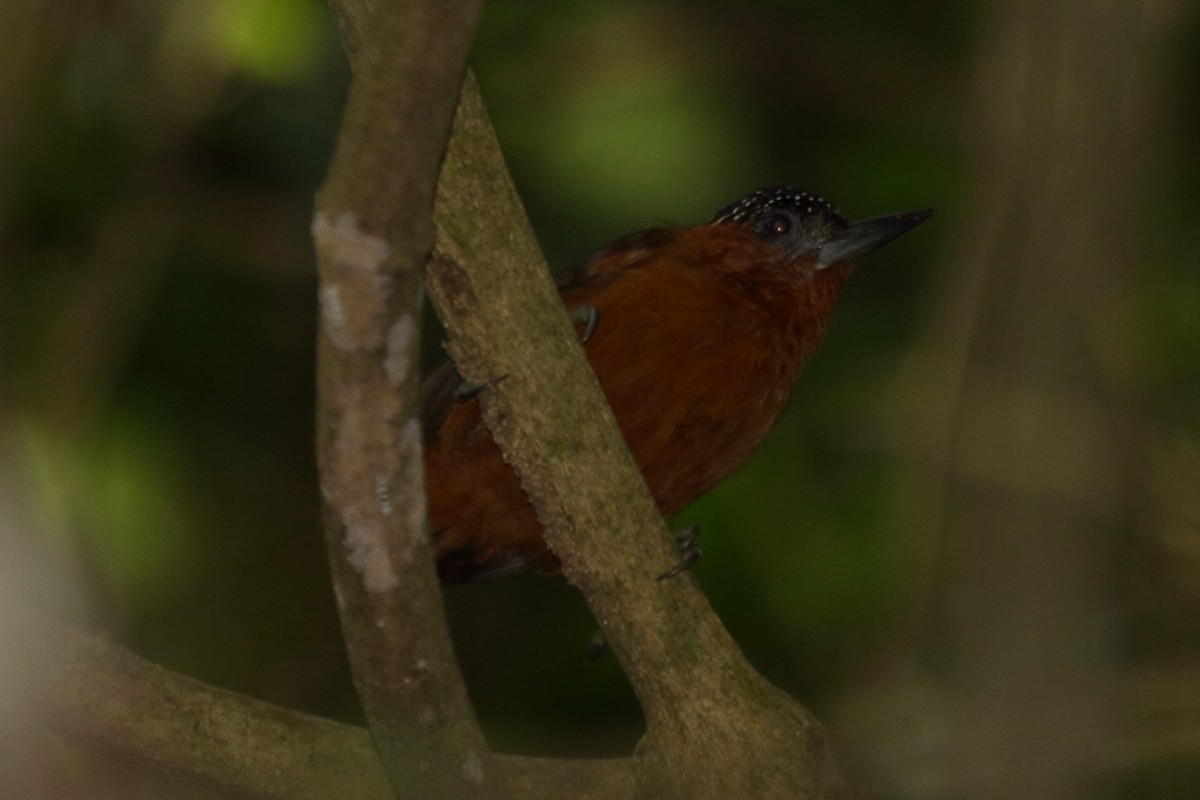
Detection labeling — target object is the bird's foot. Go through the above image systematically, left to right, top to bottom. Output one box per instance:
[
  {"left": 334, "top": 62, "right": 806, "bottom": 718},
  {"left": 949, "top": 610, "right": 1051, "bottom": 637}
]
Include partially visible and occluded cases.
[
  {"left": 568, "top": 305, "right": 599, "bottom": 343},
  {"left": 455, "top": 307, "right": 593, "bottom": 404},
  {"left": 453, "top": 373, "right": 508, "bottom": 403},
  {"left": 657, "top": 523, "right": 702, "bottom": 581},
  {"left": 586, "top": 628, "right": 610, "bottom": 659}
]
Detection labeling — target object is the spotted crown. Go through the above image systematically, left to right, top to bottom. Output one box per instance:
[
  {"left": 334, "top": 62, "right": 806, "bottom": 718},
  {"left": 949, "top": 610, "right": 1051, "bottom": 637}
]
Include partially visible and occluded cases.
[{"left": 710, "top": 186, "right": 843, "bottom": 226}]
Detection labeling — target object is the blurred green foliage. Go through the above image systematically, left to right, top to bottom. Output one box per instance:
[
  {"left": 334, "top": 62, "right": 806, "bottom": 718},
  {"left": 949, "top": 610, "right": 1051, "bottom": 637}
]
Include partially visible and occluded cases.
[{"left": 2, "top": 0, "right": 1198, "bottom": 786}]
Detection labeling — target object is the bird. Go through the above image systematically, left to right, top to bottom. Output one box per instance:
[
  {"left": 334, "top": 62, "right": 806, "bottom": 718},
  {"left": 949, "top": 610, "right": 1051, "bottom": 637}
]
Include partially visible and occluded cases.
[{"left": 423, "top": 186, "right": 930, "bottom": 584}]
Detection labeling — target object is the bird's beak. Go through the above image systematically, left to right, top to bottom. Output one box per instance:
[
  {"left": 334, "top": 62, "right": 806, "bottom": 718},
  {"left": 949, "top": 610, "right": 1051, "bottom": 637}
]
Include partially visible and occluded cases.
[{"left": 815, "top": 209, "right": 932, "bottom": 269}]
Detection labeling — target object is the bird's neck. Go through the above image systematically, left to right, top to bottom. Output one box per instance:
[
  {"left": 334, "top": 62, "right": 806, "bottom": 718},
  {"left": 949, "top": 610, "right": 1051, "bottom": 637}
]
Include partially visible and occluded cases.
[{"left": 669, "top": 225, "right": 855, "bottom": 371}]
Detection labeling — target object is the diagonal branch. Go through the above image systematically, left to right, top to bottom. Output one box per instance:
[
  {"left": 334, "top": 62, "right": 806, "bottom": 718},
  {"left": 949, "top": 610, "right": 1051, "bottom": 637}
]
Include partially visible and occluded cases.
[{"left": 428, "top": 75, "right": 857, "bottom": 800}]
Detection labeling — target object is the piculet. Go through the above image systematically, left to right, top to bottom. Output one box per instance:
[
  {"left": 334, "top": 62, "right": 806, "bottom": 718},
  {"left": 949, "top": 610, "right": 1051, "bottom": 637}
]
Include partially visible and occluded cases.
[{"left": 422, "top": 186, "right": 931, "bottom": 584}]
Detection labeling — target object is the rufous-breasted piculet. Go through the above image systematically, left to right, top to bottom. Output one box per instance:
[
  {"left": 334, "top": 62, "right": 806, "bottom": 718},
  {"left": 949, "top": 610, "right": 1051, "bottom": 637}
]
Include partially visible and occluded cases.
[{"left": 424, "top": 186, "right": 931, "bottom": 584}]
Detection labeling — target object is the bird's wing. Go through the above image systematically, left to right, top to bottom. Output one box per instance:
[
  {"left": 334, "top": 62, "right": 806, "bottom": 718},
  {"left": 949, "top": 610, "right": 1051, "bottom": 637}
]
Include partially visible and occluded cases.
[
  {"left": 421, "top": 227, "right": 672, "bottom": 444},
  {"left": 553, "top": 227, "right": 674, "bottom": 291},
  {"left": 423, "top": 230, "right": 673, "bottom": 584}
]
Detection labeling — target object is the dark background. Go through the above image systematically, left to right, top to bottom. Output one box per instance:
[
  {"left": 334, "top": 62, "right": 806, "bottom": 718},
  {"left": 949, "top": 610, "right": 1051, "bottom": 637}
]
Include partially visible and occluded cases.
[{"left": 2, "top": 0, "right": 1198, "bottom": 797}]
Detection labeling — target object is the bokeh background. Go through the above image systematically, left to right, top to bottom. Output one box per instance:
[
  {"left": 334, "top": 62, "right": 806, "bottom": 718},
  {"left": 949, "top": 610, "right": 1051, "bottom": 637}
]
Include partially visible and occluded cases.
[{"left": 2, "top": 0, "right": 1199, "bottom": 797}]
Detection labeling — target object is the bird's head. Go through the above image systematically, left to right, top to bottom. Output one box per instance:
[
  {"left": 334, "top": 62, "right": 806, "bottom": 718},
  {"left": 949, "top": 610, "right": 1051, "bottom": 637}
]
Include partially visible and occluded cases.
[{"left": 709, "top": 186, "right": 931, "bottom": 277}]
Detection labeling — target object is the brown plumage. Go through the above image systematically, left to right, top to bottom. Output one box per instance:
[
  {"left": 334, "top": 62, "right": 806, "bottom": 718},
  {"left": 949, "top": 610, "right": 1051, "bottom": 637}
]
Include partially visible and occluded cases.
[{"left": 424, "top": 187, "right": 930, "bottom": 583}]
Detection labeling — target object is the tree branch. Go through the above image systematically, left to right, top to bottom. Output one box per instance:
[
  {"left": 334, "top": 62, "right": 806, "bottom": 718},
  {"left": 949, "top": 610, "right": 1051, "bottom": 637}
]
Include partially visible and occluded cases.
[
  {"left": 313, "top": 0, "right": 487, "bottom": 796},
  {"left": 427, "top": 74, "right": 857, "bottom": 800},
  {"left": 21, "top": 606, "right": 1200, "bottom": 799},
  {"left": 12, "top": 610, "right": 634, "bottom": 800}
]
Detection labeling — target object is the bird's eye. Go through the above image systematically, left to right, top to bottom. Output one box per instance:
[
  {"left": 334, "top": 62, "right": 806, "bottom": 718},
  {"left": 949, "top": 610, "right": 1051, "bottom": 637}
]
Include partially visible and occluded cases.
[{"left": 762, "top": 212, "right": 793, "bottom": 237}]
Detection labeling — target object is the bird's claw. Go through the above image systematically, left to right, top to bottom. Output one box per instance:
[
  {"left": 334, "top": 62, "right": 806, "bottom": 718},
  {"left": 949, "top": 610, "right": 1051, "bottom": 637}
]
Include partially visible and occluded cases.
[
  {"left": 568, "top": 306, "right": 599, "bottom": 343},
  {"left": 453, "top": 373, "right": 508, "bottom": 403},
  {"left": 657, "top": 523, "right": 702, "bottom": 581},
  {"left": 589, "top": 524, "right": 701, "bottom": 655},
  {"left": 586, "top": 628, "right": 610, "bottom": 659}
]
